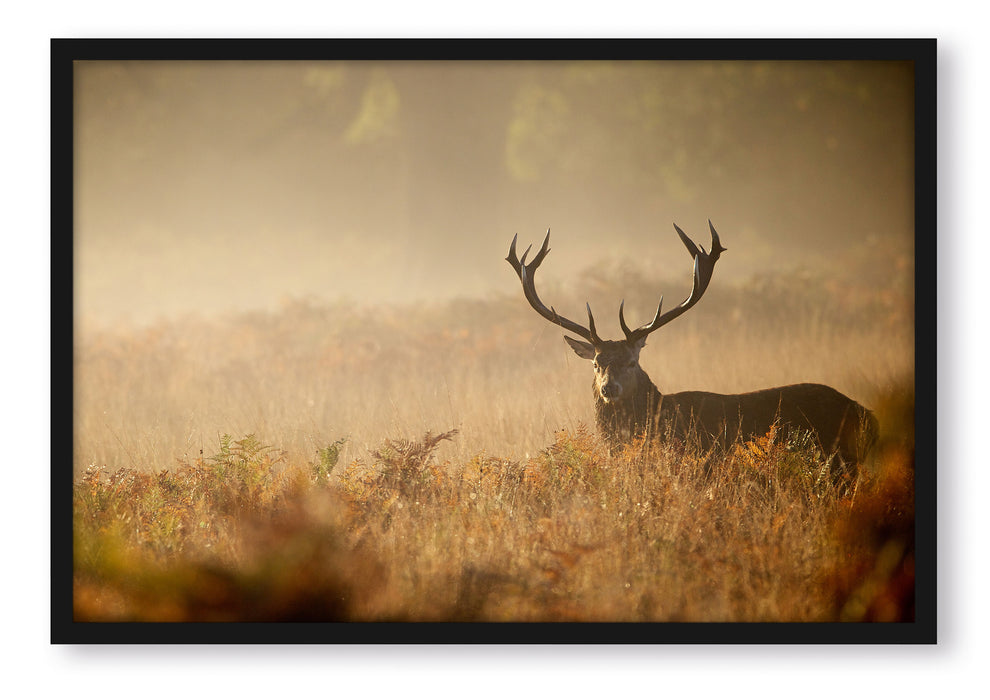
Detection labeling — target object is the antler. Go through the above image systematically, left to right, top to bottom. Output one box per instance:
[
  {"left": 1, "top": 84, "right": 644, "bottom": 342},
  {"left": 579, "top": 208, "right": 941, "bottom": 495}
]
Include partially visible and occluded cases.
[
  {"left": 618, "top": 220, "right": 726, "bottom": 345},
  {"left": 507, "top": 222, "right": 725, "bottom": 347},
  {"left": 505, "top": 228, "right": 603, "bottom": 345}
]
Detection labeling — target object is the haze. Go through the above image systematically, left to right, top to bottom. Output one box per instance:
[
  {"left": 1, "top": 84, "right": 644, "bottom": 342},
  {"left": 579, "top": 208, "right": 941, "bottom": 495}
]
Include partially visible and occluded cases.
[{"left": 73, "top": 60, "right": 914, "bottom": 327}]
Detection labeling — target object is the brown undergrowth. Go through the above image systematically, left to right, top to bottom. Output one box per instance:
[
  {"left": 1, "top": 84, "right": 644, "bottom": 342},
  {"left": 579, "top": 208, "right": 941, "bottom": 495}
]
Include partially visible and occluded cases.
[
  {"left": 72, "top": 266, "right": 914, "bottom": 622},
  {"left": 74, "top": 387, "right": 914, "bottom": 622}
]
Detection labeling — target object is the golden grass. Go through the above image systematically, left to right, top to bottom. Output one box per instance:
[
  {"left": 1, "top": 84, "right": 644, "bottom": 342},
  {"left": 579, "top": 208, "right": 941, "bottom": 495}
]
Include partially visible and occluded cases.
[{"left": 72, "top": 265, "right": 915, "bottom": 622}]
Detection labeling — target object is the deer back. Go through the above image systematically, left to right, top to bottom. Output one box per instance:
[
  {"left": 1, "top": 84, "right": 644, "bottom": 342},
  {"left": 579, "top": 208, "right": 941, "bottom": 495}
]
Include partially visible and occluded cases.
[{"left": 659, "top": 383, "right": 877, "bottom": 464}]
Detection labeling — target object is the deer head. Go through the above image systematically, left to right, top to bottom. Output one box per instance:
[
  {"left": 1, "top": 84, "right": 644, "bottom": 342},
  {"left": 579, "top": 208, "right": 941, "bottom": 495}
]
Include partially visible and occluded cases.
[{"left": 506, "top": 222, "right": 725, "bottom": 405}]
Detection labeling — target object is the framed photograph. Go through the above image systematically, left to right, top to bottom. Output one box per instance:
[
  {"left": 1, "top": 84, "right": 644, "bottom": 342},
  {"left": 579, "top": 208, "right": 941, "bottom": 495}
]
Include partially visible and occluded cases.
[{"left": 54, "top": 38, "right": 935, "bottom": 643}]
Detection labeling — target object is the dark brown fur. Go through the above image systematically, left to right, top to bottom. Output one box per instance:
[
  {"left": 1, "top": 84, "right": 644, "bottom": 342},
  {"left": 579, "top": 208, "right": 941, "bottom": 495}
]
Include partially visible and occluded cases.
[{"left": 592, "top": 366, "right": 877, "bottom": 466}]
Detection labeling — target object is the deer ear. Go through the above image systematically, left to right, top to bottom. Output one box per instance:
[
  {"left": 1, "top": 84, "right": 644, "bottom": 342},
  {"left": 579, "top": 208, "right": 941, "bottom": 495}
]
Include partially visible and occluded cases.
[{"left": 564, "top": 336, "right": 596, "bottom": 360}]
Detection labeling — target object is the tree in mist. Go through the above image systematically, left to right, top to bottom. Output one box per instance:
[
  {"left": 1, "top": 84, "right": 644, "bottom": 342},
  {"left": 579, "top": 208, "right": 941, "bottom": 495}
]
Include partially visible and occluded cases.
[{"left": 74, "top": 59, "right": 915, "bottom": 319}]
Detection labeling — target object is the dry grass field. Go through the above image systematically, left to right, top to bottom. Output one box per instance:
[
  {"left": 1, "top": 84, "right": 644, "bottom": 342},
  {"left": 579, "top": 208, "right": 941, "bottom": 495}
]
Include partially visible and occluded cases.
[{"left": 72, "top": 257, "right": 915, "bottom": 622}]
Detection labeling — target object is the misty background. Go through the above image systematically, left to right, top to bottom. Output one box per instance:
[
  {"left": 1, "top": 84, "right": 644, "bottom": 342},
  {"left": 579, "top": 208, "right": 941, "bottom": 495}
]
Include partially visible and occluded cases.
[{"left": 73, "top": 60, "right": 914, "bottom": 327}]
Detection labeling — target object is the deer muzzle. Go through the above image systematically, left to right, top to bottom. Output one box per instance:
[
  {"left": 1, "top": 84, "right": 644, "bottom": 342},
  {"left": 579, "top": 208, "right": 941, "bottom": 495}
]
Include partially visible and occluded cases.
[{"left": 599, "top": 377, "right": 623, "bottom": 403}]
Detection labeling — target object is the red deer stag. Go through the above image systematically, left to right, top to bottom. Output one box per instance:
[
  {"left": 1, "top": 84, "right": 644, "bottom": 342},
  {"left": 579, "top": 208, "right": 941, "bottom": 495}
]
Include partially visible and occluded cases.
[{"left": 506, "top": 222, "right": 878, "bottom": 468}]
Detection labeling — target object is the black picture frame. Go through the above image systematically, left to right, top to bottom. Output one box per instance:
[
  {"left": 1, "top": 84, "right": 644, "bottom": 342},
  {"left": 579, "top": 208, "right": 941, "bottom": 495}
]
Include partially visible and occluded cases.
[{"left": 53, "top": 37, "right": 936, "bottom": 644}]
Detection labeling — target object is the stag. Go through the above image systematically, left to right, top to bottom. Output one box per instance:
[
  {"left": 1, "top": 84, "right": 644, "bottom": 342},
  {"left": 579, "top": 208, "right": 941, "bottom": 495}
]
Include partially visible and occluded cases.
[{"left": 506, "top": 222, "right": 878, "bottom": 467}]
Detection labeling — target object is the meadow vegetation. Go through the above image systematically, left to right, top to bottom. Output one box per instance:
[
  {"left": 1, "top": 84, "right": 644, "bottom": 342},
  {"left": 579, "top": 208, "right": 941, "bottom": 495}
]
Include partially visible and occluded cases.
[{"left": 72, "top": 258, "right": 915, "bottom": 622}]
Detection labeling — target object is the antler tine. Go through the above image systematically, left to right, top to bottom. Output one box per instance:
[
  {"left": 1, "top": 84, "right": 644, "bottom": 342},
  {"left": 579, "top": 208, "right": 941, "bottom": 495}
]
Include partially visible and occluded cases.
[
  {"left": 709, "top": 219, "right": 726, "bottom": 255},
  {"left": 694, "top": 220, "right": 725, "bottom": 298},
  {"left": 623, "top": 222, "right": 724, "bottom": 344},
  {"left": 673, "top": 222, "right": 702, "bottom": 259},
  {"left": 531, "top": 227, "right": 552, "bottom": 268},
  {"left": 507, "top": 229, "right": 598, "bottom": 345},
  {"left": 506, "top": 233, "right": 520, "bottom": 267},
  {"left": 519, "top": 243, "right": 533, "bottom": 265},
  {"left": 619, "top": 297, "right": 664, "bottom": 340},
  {"left": 586, "top": 302, "right": 603, "bottom": 345}
]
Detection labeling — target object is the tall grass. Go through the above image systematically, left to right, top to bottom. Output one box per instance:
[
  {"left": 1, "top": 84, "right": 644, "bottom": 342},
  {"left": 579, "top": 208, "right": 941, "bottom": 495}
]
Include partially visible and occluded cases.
[{"left": 72, "top": 262, "right": 914, "bottom": 622}]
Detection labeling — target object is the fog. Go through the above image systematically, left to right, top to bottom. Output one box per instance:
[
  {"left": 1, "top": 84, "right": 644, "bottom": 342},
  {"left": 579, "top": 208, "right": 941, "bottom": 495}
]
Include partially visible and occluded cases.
[{"left": 73, "top": 60, "right": 914, "bottom": 327}]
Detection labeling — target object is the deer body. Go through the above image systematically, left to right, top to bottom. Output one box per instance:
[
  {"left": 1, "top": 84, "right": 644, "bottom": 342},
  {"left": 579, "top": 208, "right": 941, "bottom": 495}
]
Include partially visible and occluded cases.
[
  {"left": 507, "top": 222, "right": 878, "bottom": 468},
  {"left": 593, "top": 377, "right": 876, "bottom": 465}
]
